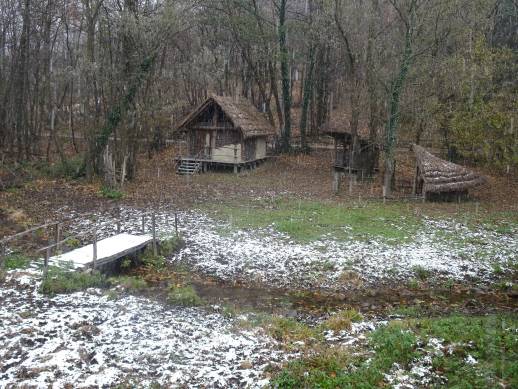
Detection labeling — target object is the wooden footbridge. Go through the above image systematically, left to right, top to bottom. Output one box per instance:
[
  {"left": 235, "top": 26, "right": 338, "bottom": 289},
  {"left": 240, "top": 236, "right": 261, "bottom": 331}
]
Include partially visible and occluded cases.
[{"left": 0, "top": 211, "right": 179, "bottom": 273}]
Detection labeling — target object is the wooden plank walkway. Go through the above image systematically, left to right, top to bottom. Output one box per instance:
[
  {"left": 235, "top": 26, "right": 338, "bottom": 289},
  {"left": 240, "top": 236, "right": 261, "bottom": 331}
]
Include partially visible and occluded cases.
[{"left": 49, "top": 233, "right": 152, "bottom": 270}]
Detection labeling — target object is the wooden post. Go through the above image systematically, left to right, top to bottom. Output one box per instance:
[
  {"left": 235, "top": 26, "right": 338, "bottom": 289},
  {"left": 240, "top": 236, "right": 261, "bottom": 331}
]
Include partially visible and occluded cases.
[
  {"left": 234, "top": 145, "right": 238, "bottom": 174},
  {"left": 412, "top": 166, "right": 419, "bottom": 196},
  {"left": 332, "top": 170, "right": 340, "bottom": 194},
  {"left": 382, "top": 185, "right": 386, "bottom": 204},
  {"left": 475, "top": 202, "right": 479, "bottom": 215},
  {"left": 117, "top": 206, "right": 121, "bottom": 233},
  {"left": 152, "top": 212, "right": 157, "bottom": 256},
  {"left": 174, "top": 213, "right": 179, "bottom": 237},
  {"left": 142, "top": 215, "right": 145, "bottom": 233},
  {"left": 55, "top": 223, "right": 62, "bottom": 254},
  {"left": 92, "top": 228, "right": 97, "bottom": 270},
  {"left": 0, "top": 243, "right": 6, "bottom": 270},
  {"left": 44, "top": 246, "right": 50, "bottom": 276}
]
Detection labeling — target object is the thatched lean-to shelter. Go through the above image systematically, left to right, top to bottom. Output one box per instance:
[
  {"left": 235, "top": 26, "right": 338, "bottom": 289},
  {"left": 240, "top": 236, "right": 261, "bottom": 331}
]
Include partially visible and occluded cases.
[
  {"left": 176, "top": 95, "right": 275, "bottom": 174},
  {"left": 412, "top": 144, "right": 486, "bottom": 201}
]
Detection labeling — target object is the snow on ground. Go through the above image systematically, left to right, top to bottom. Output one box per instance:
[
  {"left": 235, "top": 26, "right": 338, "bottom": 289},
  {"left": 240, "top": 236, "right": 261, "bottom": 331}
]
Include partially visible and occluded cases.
[
  {"left": 59, "top": 206, "right": 517, "bottom": 291},
  {"left": 0, "top": 272, "right": 287, "bottom": 388},
  {"left": 384, "top": 337, "right": 448, "bottom": 388}
]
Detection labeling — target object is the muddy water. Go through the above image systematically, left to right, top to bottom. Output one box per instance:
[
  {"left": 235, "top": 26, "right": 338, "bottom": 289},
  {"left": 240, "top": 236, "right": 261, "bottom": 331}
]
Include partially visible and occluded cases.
[{"left": 136, "top": 275, "right": 515, "bottom": 322}]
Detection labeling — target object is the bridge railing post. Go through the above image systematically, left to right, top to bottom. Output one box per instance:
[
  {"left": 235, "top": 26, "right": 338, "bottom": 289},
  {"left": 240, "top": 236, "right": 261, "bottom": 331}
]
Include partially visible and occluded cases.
[
  {"left": 116, "top": 207, "right": 121, "bottom": 233},
  {"left": 152, "top": 213, "right": 157, "bottom": 256},
  {"left": 174, "top": 213, "right": 178, "bottom": 238},
  {"left": 142, "top": 215, "right": 145, "bottom": 234},
  {"left": 55, "top": 223, "right": 62, "bottom": 254},
  {"left": 92, "top": 227, "right": 97, "bottom": 270},
  {"left": 44, "top": 246, "right": 50, "bottom": 276}
]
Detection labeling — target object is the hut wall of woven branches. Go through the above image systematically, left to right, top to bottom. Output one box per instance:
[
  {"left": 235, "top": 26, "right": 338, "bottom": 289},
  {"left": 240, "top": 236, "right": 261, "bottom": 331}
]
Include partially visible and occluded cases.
[
  {"left": 175, "top": 95, "right": 275, "bottom": 173},
  {"left": 412, "top": 144, "right": 486, "bottom": 201}
]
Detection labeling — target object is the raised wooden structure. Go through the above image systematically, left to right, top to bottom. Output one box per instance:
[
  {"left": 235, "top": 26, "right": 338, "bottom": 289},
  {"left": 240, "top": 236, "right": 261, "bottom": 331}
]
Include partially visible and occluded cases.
[
  {"left": 176, "top": 95, "right": 275, "bottom": 174},
  {"left": 324, "top": 121, "right": 379, "bottom": 193},
  {"left": 412, "top": 144, "right": 486, "bottom": 201}
]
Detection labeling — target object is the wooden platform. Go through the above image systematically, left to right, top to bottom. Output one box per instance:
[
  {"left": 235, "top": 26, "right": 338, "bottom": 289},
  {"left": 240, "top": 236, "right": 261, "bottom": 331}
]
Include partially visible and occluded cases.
[{"left": 49, "top": 233, "right": 152, "bottom": 270}]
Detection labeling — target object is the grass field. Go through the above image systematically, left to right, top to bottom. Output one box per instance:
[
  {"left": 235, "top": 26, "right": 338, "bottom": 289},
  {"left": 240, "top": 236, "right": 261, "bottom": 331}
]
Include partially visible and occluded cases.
[
  {"left": 205, "top": 198, "right": 518, "bottom": 246},
  {"left": 273, "top": 314, "right": 518, "bottom": 388}
]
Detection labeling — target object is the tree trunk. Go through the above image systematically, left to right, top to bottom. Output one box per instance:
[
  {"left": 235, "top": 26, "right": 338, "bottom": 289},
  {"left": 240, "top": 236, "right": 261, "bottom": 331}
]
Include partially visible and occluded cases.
[
  {"left": 278, "top": 0, "right": 291, "bottom": 152},
  {"left": 383, "top": 11, "right": 414, "bottom": 196},
  {"left": 300, "top": 44, "right": 316, "bottom": 152}
]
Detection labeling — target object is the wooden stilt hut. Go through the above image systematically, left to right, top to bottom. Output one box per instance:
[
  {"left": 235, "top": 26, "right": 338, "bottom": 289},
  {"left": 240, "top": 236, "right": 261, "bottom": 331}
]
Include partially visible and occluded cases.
[
  {"left": 175, "top": 95, "right": 274, "bottom": 174},
  {"left": 412, "top": 144, "right": 486, "bottom": 201}
]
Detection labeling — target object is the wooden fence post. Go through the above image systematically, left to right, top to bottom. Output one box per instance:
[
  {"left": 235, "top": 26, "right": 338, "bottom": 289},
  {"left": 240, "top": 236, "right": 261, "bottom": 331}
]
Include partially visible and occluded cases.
[
  {"left": 234, "top": 145, "right": 238, "bottom": 174},
  {"left": 382, "top": 186, "right": 386, "bottom": 205},
  {"left": 117, "top": 207, "right": 121, "bottom": 233},
  {"left": 152, "top": 213, "right": 157, "bottom": 256},
  {"left": 174, "top": 213, "right": 178, "bottom": 238},
  {"left": 142, "top": 215, "right": 145, "bottom": 234},
  {"left": 55, "top": 223, "right": 62, "bottom": 254},
  {"left": 92, "top": 227, "right": 97, "bottom": 270},
  {"left": 0, "top": 243, "right": 5, "bottom": 270},
  {"left": 44, "top": 246, "right": 50, "bottom": 276}
]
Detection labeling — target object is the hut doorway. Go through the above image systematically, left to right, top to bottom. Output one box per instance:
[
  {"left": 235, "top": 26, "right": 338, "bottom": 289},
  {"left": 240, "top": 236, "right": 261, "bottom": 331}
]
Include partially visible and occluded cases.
[{"left": 244, "top": 139, "right": 256, "bottom": 161}]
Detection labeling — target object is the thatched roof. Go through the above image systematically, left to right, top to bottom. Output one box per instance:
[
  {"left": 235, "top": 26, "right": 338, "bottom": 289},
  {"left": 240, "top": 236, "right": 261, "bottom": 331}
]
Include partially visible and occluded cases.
[
  {"left": 177, "top": 95, "right": 275, "bottom": 139},
  {"left": 321, "top": 112, "right": 371, "bottom": 141},
  {"left": 413, "top": 144, "right": 486, "bottom": 193}
]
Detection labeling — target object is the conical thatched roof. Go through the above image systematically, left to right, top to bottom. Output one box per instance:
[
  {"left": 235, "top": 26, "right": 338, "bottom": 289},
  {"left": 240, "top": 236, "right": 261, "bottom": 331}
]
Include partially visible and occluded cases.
[
  {"left": 177, "top": 95, "right": 275, "bottom": 139},
  {"left": 413, "top": 144, "right": 486, "bottom": 193}
]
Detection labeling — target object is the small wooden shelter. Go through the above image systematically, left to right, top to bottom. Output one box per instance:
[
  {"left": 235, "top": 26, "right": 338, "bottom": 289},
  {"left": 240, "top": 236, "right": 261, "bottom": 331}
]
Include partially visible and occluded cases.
[
  {"left": 176, "top": 95, "right": 274, "bottom": 174},
  {"left": 324, "top": 120, "right": 379, "bottom": 181},
  {"left": 412, "top": 144, "right": 486, "bottom": 201}
]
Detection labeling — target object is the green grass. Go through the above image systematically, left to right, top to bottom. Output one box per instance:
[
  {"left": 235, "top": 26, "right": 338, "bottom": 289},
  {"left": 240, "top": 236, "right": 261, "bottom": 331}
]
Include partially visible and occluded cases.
[
  {"left": 99, "top": 186, "right": 124, "bottom": 200},
  {"left": 206, "top": 199, "right": 421, "bottom": 244},
  {"left": 158, "top": 235, "right": 184, "bottom": 257},
  {"left": 138, "top": 236, "right": 183, "bottom": 271},
  {"left": 3, "top": 253, "right": 31, "bottom": 269},
  {"left": 412, "top": 265, "right": 432, "bottom": 280},
  {"left": 40, "top": 267, "right": 108, "bottom": 295},
  {"left": 109, "top": 275, "right": 148, "bottom": 290},
  {"left": 167, "top": 284, "right": 203, "bottom": 306},
  {"left": 323, "top": 309, "right": 363, "bottom": 332},
  {"left": 272, "top": 314, "right": 518, "bottom": 388},
  {"left": 266, "top": 316, "right": 322, "bottom": 343},
  {"left": 273, "top": 322, "right": 418, "bottom": 388}
]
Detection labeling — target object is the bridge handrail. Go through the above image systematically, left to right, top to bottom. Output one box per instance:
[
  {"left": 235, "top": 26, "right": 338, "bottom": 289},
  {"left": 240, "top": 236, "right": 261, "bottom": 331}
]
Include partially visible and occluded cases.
[{"left": 0, "top": 208, "right": 179, "bottom": 273}]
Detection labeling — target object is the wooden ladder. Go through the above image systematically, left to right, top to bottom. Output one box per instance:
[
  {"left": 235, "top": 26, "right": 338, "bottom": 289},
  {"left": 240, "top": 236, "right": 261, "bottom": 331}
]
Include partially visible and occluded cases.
[{"left": 176, "top": 160, "right": 201, "bottom": 175}]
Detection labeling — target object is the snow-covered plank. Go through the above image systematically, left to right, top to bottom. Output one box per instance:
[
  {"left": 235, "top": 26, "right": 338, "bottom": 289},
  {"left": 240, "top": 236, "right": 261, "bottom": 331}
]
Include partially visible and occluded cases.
[{"left": 49, "top": 233, "right": 152, "bottom": 270}]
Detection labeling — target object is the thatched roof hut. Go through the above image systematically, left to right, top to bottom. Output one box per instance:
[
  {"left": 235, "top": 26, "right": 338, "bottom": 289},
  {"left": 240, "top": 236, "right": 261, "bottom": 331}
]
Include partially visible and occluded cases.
[
  {"left": 175, "top": 95, "right": 274, "bottom": 174},
  {"left": 412, "top": 144, "right": 486, "bottom": 199}
]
